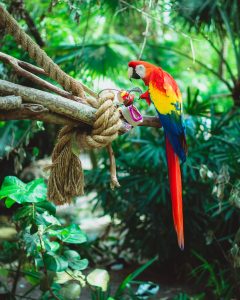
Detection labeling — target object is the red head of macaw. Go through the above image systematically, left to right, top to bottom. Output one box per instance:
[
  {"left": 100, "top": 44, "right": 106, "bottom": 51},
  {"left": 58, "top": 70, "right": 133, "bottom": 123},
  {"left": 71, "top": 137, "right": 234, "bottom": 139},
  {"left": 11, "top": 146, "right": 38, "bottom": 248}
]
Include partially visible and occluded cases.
[{"left": 128, "top": 60, "right": 187, "bottom": 249}]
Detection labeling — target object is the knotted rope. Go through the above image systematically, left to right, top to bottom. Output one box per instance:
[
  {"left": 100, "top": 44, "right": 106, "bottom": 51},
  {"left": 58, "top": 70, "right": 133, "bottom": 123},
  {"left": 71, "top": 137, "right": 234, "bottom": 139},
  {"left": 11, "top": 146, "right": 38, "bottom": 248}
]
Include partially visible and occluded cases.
[
  {"left": 0, "top": 5, "right": 121, "bottom": 204},
  {"left": 48, "top": 93, "right": 121, "bottom": 205}
]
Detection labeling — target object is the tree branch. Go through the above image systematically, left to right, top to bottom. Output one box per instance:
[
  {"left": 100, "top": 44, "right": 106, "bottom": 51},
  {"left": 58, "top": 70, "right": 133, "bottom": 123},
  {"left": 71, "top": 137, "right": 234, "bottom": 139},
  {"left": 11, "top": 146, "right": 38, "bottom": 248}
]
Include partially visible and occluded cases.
[
  {"left": 0, "top": 52, "right": 97, "bottom": 99},
  {"left": 0, "top": 52, "right": 95, "bottom": 103},
  {"left": 0, "top": 79, "right": 96, "bottom": 124},
  {"left": 0, "top": 80, "right": 161, "bottom": 131},
  {"left": 0, "top": 95, "right": 22, "bottom": 109},
  {"left": 0, "top": 103, "right": 86, "bottom": 126},
  {"left": 140, "top": 116, "right": 161, "bottom": 128}
]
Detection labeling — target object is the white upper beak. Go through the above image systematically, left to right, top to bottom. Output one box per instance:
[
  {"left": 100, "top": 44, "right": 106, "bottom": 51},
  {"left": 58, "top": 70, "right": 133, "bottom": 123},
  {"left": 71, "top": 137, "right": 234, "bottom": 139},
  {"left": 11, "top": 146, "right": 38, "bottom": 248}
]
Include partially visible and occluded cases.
[{"left": 128, "top": 67, "right": 133, "bottom": 78}]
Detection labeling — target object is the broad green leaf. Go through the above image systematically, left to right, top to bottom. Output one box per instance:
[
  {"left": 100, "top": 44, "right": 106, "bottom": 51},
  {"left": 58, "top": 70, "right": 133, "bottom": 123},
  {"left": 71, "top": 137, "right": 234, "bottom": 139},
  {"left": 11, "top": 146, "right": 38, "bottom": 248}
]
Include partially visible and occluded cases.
[
  {"left": 0, "top": 176, "right": 26, "bottom": 200},
  {"left": 0, "top": 177, "right": 47, "bottom": 204},
  {"left": 25, "top": 179, "right": 47, "bottom": 203},
  {"left": 5, "top": 197, "right": 15, "bottom": 208},
  {"left": 36, "top": 201, "right": 56, "bottom": 215},
  {"left": 14, "top": 206, "right": 33, "bottom": 221},
  {"left": 35, "top": 212, "right": 60, "bottom": 227},
  {"left": 52, "top": 224, "right": 87, "bottom": 244},
  {"left": 23, "top": 232, "right": 40, "bottom": 255},
  {"left": 44, "top": 240, "right": 60, "bottom": 253},
  {"left": 64, "top": 250, "right": 88, "bottom": 271},
  {"left": 64, "top": 250, "right": 80, "bottom": 260},
  {"left": 43, "top": 253, "right": 68, "bottom": 272},
  {"left": 70, "top": 258, "right": 88, "bottom": 271},
  {"left": 24, "top": 269, "right": 41, "bottom": 285},
  {"left": 55, "top": 269, "right": 85, "bottom": 285},
  {"left": 87, "top": 269, "right": 110, "bottom": 292},
  {"left": 55, "top": 271, "right": 73, "bottom": 285},
  {"left": 59, "top": 282, "right": 81, "bottom": 300}
]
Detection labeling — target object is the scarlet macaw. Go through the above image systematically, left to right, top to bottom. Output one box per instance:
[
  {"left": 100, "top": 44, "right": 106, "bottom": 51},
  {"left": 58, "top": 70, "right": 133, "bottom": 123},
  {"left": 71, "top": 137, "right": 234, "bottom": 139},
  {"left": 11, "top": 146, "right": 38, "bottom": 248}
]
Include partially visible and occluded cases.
[{"left": 128, "top": 61, "right": 187, "bottom": 249}]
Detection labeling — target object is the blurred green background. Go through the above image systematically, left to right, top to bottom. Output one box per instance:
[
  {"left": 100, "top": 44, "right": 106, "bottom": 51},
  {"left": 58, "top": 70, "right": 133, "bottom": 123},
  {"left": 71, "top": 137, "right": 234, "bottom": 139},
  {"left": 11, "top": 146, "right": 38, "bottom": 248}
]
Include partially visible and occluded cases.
[{"left": 0, "top": 0, "right": 240, "bottom": 299}]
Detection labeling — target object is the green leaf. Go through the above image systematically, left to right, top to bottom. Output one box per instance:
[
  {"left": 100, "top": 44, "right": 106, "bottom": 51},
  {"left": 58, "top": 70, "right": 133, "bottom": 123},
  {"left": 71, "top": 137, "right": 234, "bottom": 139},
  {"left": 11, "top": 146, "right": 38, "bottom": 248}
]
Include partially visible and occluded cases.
[
  {"left": 0, "top": 176, "right": 26, "bottom": 200},
  {"left": 0, "top": 177, "right": 47, "bottom": 204},
  {"left": 24, "top": 179, "right": 47, "bottom": 203},
  {"left": 5, "top": 197, "right": 15, "bottom": 208},
  {"left": 36, "top": 201, "right": 56, "bottom": 215},
  {"left": 14, "top": 206, "right": 33, "bottom": 221},
  {"left": 35, "top": 212, "right": 60, "bottom": 227},
  {"left": 52, "top": 224, "right": 87, "bottom": 244},
  {"left": 23, "top": 232, "right": 40, "bottom": 255},
  {"left": 44, "top": 240, "right": 60, "bottom": 253},
  {"left": 64, "top": 250, "right": 88, "bottom": 271},
  {"left": 43, "top": 253, "right": 68, "bottom": 272},
  {"left": 24, "top": 269, "right": 41, "bottom": 285},
  {"left": 55, "top": 269, "right": 85, "bottom": 285},
  {"left": 87, "top": 269, "right": 110, "bottom": 292},
  {"left": 59, "top": 282, "right": 81, "bottom": 300}
]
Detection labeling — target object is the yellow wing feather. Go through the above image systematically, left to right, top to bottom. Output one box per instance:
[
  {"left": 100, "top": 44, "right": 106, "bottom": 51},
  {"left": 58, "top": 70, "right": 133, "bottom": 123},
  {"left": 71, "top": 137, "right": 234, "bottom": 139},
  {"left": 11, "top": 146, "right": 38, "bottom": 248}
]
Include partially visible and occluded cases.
[{"left": 149, "top": 70, "right": 182, "bottom": 115}]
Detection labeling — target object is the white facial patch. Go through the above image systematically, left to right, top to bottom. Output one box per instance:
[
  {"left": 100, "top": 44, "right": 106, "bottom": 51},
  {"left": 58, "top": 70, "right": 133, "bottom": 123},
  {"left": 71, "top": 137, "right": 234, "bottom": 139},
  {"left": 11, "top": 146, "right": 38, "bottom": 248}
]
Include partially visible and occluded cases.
[
  {"left": 135, "top": 64, "right": 146, "bottom": 78},
  {"left": 128, "top": 67, "right": 133, "bottom": 78}
]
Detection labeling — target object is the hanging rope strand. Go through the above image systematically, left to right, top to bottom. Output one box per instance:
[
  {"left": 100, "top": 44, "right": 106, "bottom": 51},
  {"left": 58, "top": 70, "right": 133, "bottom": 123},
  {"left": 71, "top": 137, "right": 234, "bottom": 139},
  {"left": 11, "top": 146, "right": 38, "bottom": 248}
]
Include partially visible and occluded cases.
[{"left": 47, "top": 93, "right": 121, "bottom": 205}]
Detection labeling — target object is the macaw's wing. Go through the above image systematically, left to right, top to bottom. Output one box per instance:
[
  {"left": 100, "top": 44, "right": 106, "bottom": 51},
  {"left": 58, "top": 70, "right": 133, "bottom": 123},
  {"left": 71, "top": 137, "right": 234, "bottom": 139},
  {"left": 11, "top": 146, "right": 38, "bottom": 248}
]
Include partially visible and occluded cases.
[{"left": 148, "top": 68, "right": 187, "bottom": 162}]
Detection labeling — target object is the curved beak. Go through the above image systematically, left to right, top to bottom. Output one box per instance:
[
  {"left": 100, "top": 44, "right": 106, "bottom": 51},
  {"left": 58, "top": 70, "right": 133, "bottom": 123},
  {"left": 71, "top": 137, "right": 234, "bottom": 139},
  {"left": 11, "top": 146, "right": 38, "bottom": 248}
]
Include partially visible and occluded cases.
[{"left": 128, "top": 67, "right": 140, "bottom": 80}]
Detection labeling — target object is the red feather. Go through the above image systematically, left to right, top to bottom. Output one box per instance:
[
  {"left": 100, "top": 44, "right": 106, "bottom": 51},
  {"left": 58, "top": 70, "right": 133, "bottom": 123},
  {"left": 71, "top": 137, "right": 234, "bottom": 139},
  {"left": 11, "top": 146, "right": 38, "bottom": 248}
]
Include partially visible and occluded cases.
[{"left": 165, "top": 136, "right": 184, "bottom": 250}]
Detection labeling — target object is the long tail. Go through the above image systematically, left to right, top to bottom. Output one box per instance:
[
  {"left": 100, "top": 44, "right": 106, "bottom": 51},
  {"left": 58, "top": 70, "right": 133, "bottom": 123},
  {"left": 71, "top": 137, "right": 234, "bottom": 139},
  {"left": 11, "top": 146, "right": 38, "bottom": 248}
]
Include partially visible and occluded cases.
[{"left": 165, "top": 135, "right": 184, "bottom": 250}]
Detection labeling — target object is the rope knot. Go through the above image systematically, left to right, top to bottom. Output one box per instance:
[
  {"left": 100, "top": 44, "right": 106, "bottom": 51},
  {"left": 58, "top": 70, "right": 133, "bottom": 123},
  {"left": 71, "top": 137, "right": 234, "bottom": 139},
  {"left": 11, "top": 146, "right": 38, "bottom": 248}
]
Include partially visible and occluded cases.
[
  {"left": 47, "top": 91, "right": 121, "bottom": 205},
  {"left": 77, "top": 92, "right": 121, "bottom": 149}
]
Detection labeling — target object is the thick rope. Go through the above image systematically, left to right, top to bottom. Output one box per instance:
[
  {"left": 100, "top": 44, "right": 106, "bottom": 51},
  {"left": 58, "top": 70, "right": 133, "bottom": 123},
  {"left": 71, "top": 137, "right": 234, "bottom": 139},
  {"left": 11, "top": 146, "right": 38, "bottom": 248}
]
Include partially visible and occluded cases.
[
  {"left": 0, "top": 5, "right": 121, "bottom": 205},
  {"left": 0, "top": 5, "right": 86, "bottom": 99},
  {"left": 47, "top": 92, "right": 122, "bottom": 205}
]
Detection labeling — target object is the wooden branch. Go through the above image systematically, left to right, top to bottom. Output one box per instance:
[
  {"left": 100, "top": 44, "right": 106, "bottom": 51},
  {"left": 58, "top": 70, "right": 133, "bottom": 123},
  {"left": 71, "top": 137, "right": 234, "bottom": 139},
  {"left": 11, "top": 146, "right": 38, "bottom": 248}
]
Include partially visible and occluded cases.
[
  {"left": 0, "top": 52, "right": 97, "bottom": 99},
  {"left": 0, "top": 52, "right": 90, "bottom": 104},
  {"left": 0, "top": 53, "right": 162, "bottom": 131},
  {"left": 0, "top": 79, "right": 96, "bottom": 125},
  {"left": 0, "top": 80, "right": 132, "bottom": 133},
  {"left": 0, "top": 81, "right": 161, "bottom": 131},
  {"left": 0, "top": 95, "right": 22, "bottom": 110},
  {"left": 0, "top": 103, "right": 83, "bottom": 126},
  {"left": 0, "top": 103, "right": 47, "bottom": 116},
  {"left": 141, "top": 116, "right": 161, "bottom": 128}
]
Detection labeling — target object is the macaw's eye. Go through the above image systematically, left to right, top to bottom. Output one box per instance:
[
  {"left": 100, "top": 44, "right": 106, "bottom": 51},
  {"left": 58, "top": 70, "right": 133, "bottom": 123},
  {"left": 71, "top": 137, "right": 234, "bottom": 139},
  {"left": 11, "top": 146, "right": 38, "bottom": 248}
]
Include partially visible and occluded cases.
[{"left": 135, "top": 65, "right": 146, "bottom": 78}]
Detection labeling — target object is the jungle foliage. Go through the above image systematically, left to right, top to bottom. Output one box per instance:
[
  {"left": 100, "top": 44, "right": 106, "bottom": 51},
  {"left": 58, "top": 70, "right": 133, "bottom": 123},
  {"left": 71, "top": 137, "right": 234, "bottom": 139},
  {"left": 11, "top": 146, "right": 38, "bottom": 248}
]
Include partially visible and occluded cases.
[{"left": 0, "top": 0, "right": 240, "bottom": 299}]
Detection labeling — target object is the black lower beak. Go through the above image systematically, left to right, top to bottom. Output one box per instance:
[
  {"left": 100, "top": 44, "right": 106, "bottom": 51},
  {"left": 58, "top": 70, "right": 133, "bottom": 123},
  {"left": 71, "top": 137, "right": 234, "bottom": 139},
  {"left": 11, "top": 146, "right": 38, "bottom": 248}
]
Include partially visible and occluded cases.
[{"left": 131, "top": 69, "right": 141, "bottom": 79}]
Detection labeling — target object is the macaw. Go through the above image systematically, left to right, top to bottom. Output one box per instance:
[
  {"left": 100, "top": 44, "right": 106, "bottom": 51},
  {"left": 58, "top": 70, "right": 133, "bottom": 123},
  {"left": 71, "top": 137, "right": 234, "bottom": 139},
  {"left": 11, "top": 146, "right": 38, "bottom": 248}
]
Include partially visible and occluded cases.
[{"left": 128, "top": 61, "right": 187, "bottom": 249}]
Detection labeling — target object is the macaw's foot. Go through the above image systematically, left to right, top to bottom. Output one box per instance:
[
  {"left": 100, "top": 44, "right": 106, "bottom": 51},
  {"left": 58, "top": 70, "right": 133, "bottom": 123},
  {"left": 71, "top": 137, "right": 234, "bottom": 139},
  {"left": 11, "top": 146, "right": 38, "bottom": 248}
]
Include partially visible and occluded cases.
[{"left": 140, "top": 91, "right": 151, "bottom": 105}]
